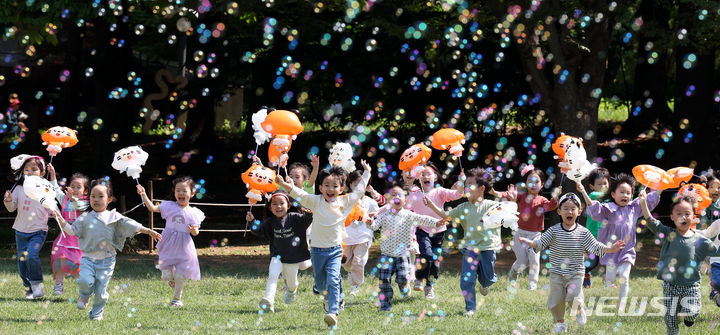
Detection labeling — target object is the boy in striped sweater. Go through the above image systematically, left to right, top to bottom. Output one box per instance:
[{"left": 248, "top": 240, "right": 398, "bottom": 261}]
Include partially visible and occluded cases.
[{"left": 519, "top": 192, "right": 625, "bottom": 333}]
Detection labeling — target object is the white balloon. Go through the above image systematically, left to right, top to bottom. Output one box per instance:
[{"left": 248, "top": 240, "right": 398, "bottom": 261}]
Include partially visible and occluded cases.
[
  {"left": 252, "top": 109, "right": 271, "bottom": 146},
  {"left": 563, "top": 141, "right": 596, "bottom": 182},
  {"left": 329, "top": 142, "right": 356, "bottom": 173},
  {"left": 111, "top": 146, "right": 149, "bottom": 179},
  {"left": 10, "top": 154, "right": 32, "bottom": 171},
  {"left": 22, "top": 175, "right": 58, "bottom": 211},
  {"left": 482, "top": 201, "right": 519, "bottom": 231}
]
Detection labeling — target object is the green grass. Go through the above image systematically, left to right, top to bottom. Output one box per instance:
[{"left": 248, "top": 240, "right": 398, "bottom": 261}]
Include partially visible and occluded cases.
[{"left": 1, "top": 245, "right": 719, "bottom": 334}]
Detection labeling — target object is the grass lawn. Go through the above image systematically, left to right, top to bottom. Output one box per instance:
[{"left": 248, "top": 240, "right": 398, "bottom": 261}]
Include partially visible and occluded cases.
[{"left": 1, "top": 243, "right": 719, "bottom": 334}]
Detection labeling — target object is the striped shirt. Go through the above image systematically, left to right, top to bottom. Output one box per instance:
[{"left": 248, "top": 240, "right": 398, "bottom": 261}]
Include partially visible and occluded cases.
[{"left": 534, "top": 222, "right": 608, "bottom": 276}]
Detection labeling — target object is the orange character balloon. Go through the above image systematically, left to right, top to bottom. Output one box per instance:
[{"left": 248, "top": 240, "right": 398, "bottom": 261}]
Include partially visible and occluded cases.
[
  {"left": 261, "top": 110, "right": 303, "bottom": 168},
  {"left": 41, "top": 126, "right": 78, "bottom": 156},
  {"left": 430, "top": 128, "right": 465, "bottom": 156},
  {"left": 268, "top": 135, "right": 292, "bottom": 168},
  {"left": 399, "top": 143, "right": 432, "bottom": 178},
  {"left": 241, "top": 164, "right": 279, "bottom": 204},
  {"left": 632, "top": 165, "right": 674, "bottom": 190},
  {"left": 666, "top": 167, "right": 694, "bottom": 189},
  {"left": 677, "top": 183, "right": 712, "bottom": 217},
  {"left": 344, "top": 202, "right": 366, "bottom": 227}
]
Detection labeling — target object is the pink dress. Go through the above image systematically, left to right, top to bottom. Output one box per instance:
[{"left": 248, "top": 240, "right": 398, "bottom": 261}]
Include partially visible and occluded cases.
[
  {"left": 51, "top": 196, "right": 86, "bottom": 277},
  {"left": 156, "top": 201, "right": 205, "bottom": 280}
]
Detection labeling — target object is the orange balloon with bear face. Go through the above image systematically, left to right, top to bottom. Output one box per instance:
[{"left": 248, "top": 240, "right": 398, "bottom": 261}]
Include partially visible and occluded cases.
[
  {"left": 41, "top": 126, "right": 78, "bottom": 156},
  {"left": 241, "top": 164, "right": 279, "bottom": 204}
]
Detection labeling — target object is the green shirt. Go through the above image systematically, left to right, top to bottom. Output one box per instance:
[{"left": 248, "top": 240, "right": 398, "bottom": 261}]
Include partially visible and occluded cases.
[
  {"left": 585, "top": 191, "right": 604, "bottom": 238},
  {"left": 447, "top": 200, "right": 501, "bottom": 251},
  {"left": 646, "top": 218, "right": 720, "bottom": 286}
]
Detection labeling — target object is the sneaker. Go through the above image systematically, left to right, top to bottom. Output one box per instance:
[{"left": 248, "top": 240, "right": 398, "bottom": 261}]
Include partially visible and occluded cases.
[
  {"left": 508, "top": 268, "right": 519, "bottom": 282},
  {"left": 583, "top": 273, "right": 591, "bottom": 288},
  {"left": 413, "top": 280, "right": 424, "bottom": 291},
  {"left": 529, "top": 282, "right": 538, "bottom": 291},
  {"left": 31, "top": 283, "right": 44, "bottom": 299},
  {"left": 53, "top": 283, "right": 64, "bottom": 296},
  {"left": 312, "top": 284, "right": 320, "bottom": 295},
  {"left": 399, "top": 284, "right": 411, "bottom": 299},
  {"left": 348, "top": 285, "right": 359, "bottom": 296},
  {"left": 424, "top": 285, "right": 435, "bottom": 299},
  {"left": 479, "top": 285, "right": 489, "bottom": 296},
  {"left": 24, "top": 289, "right": 34, "bottom": 300},
  {"left": 283, "top": 289, "right": 296, "bottom": 304},
  {"left": 711, "top": 290, "right": 720, "bottom": 307},
  {"left": 77, "top": 297, "right": 88, "bottom": 310},
  {"left": 259, "top": 297, "right": 274, "bottom": 313},
  {"left": 170, "top": 299, "right": 183, "bottom": 307},
  {"left": 323, "top": 299, "right": 329, "bottom": 312},
  {"left": 339, "top": 299, "right": 345, "bottom": 311},
  {"left": 576, "top": 307, "right": 587, "bottom": 326},
  {"left": 463, "top": 310, "right": 475, "bottom": 317},
  {"left": 323, "top": 313, "right": 338, "bottom": 327},
  {"left": 89, "top": 314, "right": 103, "bottom": 321},
  {"left": 684, "top": 318, "right": 694, "bottom": 327},
  {"left": 553, "top": 322, "right": 567, "bottom": 333}
]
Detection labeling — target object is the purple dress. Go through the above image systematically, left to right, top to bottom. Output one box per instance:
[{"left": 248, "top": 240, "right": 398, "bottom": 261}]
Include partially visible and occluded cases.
[
  {"left": 588, "top": 191, "right": 660, "bottom": 266},
  {"left": 156, "top": 201, "right": 205, "bottom": 280}
]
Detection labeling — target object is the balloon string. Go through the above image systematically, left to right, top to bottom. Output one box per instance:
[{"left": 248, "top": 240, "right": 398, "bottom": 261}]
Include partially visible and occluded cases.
[
  {"left": 48, "top": 156, "right": 54, "bottom": 165},
  {"left": 457, "top": 156, "right": 463, "bottom": 171},
  {"left": 559, "top": 173, "right": 565, "bottom": 187},
  {"left": 135, "top": 178, "right": 146, "bottom": 207},
  {"left": 641, "top": 183, "right": 649, "bottom": 194},
  {"left": 244, "top": 203, "right": 253, "bottom": 237},
  {"left": 55, "top": 216, "right": 66, "bottom": 239}
]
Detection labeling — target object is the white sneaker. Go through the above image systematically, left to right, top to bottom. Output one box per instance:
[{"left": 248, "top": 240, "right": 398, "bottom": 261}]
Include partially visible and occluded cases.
[
  {"left": 508, "top": 268, "right": 519, "bottom": 282},
  {"left": 414, "top": 280, "right": 424, "bottom": 291},
  {"left": 529, "top": 282, "right": 538, "bottom": 291},
  {"left": 31, "top": 283, "right": 44, "bottom": 298},
  {"left": 53, "top": 283, "right": 63, "bottom": 296},
  {"left": 348, "top": 285, "right": 359, "bottom": 296},
  {"left": 479, "top": 285, "right": 489, "bottom": 296},
  {"left": 424, "top": 286, "right": 436, "bottom": 299},
  {"left": 24, "top": 289, "right": 34, "bottom": 300},
  {"left": 283, "top": 289, "right": 296, "bottom": 304},
  {"left": 77, "top": 297, "right": 88, "bottom": 310},
  {"left": 259, "top": 297, "right": 274, "bottom": 313},
  {"left": 170, "top": 299, "right": 183, "bottom": 307},
  {"left": 576, "top": 307, "right": 587, "bottom": 326},
  {"left": 463, "top": 310, "right": 475, "bottom": 317},
  {"left": 323, "top": 313, "right": 338, "bottom": 327},
  {"left": 90, "top": 314, "right": 103, "bottom": 321},
  {"left": 553, "top": 322, "right": 567, "bottom": 333}
]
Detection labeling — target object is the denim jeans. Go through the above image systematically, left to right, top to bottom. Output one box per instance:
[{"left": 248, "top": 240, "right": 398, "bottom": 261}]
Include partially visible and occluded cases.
[
  {"left": 415, "top": 229, "right": 445, "bottom": 286},
  {"left": 15, "top": 230, "right": 48, "bottom": 288},
  {"left": 311, "top": 245, "right": 344, "bottom": 314},
  {"left": 460, "top": 248, "right": 497, "bottom": 311},
  {"left": 78, "top": 256, "right": 116, "bottom": 319},
  {"left": 711, "top": 263, "right": 720, "bottom": 294}
]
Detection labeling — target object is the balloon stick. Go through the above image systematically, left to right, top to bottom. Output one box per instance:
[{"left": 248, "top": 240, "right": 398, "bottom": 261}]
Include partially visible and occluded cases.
[{"left": 135, "top": 179, "right": 146, "bottom": 207}]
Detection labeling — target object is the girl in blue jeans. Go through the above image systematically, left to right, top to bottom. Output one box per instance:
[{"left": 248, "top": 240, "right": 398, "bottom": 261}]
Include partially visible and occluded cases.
[
  {"left": 3, "top": 155, "right": 50, "bottom": 299},
  {"left": 54, "top": 179, "right": 160, "bottom": 320}
]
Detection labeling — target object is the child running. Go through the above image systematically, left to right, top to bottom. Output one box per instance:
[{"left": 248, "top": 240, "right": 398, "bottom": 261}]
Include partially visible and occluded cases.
[
  {"left": 3, "top": 155, "right": 51, "bottom": 299},
  {"left": 275, "top": 160, "right": 372, "bottom": 327},
  {"left": 404, "top": 163, "right": 463, "bottom": 299},
  {"left": 47, "top": 164, "right": 89, "bottom": 296},
  {"left": 494, "top": 165, "right": 560, "bottom": 290},
  {"left": 425, "top": 167, "right": 503, "bottom": 315},
  {"left": 581, "top": 167, "right": 609, "bottom": 288},
  {"left": 342, "top": 170, "right": 380, "bottom": 296},
  {"left": 702, "top": 171, "right": 720, "bottom": 307},
  {"left": 577, "top": 173, "right": 661, "bottom": 308},
  {"left": 138, "top": 176, "right": 204, "bottom": 307},
  {"left": 55, "top": 179, "right": 161, "bottom": 320},
  {"left": 365, "top": 185, "right": 445, "bottom": 311},
  {"left": 247, "top": 190, "right": 312, "bottom": 313},
  {"left": 639, "top": 191, "right": 720, "bottom": 335},
  {"left": 519, "top": 192, "right": 625, "bottom": 333}
]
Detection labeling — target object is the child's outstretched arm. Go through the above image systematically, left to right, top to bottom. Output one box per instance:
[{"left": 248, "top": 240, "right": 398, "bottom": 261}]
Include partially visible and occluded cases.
[
  {"left": 308, "top": 154, "right": 319, "bottom": 188},
  {"left": 450, "top": 170, "right": 465, "bottom": 193},
  {"left": 275, "top": 174, "right": 294, "bottom": 193},
  {"left": 576, "top": 181, "right": 592, "bottom": 205},
  {"left": 491, "top": 184, "right": 517, "bottom": 202},
  {"left": 136, "top": 185, "right": 160, "bottom": 213},
  {"left": 639, "top": 190, "right": 651, "bottom": 219},
  {"left": 423, "top": 195, "right": 448, "bottom": 218},
  {"left": 137, "top": 225, "right": 161, "bottom": 242},
  {"left": 518, "top": 237, "right": 537, "bottom": 248},
  {"left": 603, "top": 240, "right": 626, "bottom": 253}
]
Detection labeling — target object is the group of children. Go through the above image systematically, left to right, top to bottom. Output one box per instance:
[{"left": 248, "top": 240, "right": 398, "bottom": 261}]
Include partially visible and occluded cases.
[
  {"left": 4, "top": 152, "right": 720, "bottom": 333},
  {"left": 3, "top": 155, "right": 202, "bottom": 320}
]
